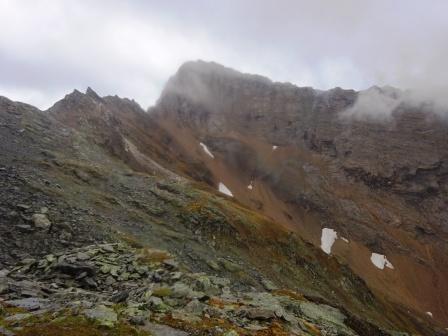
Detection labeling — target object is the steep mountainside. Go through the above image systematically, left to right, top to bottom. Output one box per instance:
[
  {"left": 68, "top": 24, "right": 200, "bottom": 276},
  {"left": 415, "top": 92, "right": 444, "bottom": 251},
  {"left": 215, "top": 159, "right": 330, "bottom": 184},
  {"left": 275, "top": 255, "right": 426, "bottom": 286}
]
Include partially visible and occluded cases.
[
  {"left": 0, "top": 61, "right": 447, "bottom": 335},
  {"left": 149, "top": 61, "right": 448, "bottom": 326}
]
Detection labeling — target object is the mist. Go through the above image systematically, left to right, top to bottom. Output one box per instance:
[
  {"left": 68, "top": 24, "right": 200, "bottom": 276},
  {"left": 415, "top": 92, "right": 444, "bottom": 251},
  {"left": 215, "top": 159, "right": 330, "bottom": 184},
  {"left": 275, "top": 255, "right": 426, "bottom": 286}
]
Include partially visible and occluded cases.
[
  {"left": 1, "top": 0, "right": 448, "bottom": 112},
  {"left": 340, "top": 85, "right": 448, "bottom": 122}
]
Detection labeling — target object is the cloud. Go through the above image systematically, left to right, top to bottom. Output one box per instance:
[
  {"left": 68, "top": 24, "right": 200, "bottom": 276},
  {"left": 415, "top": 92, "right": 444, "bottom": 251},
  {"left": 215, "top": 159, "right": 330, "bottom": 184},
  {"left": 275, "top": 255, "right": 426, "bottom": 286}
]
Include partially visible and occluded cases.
[
  {"left": 0, "top": 0, "right": 448, "bottom": 111},
  {"left": 340, "top": 87, "right": 403, "bottom": 122}
]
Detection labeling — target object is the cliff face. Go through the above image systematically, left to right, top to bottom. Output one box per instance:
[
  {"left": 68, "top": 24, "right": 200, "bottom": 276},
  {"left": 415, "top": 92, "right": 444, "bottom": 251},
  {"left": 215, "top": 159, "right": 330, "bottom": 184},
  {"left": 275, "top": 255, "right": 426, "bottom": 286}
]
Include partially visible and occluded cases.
[{"left": 150, "top": 61, "right": 448, "bottom": 325}]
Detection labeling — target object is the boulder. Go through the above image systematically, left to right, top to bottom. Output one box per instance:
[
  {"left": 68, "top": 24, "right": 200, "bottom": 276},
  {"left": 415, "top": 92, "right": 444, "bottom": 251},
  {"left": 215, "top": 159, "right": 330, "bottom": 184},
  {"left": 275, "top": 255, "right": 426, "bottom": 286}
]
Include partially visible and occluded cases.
[
  {"left": 32, "top": 213, "right": 51, "bottom": 229},
  {"left": 76, "top": 252, "right": 90, "bottom": 261},
  {"left": 54, "top": 262, "right": 95, "bottom": 277},
  {"left": 261, "top": 279, "right": 278, "bottom": 291},
  {"left": 110, "top": 290, "right": 129, "bottom": 303},
  {"left": 5, "top": 298, "right": 49, "bottom": 311},
  {"left": 84, "top": 305, "right": 117, "bottom": 328},
  {"left": 245, "top": 307, "right": 276, "bottom": 320},
  {"left": 143, "top": 322, "right": 189, "bottom": 336}
]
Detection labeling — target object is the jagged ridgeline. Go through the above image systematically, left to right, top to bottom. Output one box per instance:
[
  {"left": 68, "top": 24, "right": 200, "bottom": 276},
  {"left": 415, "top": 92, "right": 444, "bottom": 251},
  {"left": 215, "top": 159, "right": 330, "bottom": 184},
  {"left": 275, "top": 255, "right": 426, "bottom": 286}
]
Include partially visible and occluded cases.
[{"left": 0, "top": 61, "right": 447, "bottom": 335}]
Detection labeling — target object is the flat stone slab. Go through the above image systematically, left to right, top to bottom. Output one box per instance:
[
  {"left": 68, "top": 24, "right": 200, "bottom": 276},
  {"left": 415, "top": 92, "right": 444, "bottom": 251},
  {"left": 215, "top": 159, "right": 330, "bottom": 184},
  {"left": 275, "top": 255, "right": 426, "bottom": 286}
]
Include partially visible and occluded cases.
[
  {"left": 5, "top": 297, "right": 49, "bottom": 311},
  {"left": 84, "top": 305, "right": 117, "bottom": 328},
  {"left": 143, "top": 322, "right": 189, "bottom": 336}
]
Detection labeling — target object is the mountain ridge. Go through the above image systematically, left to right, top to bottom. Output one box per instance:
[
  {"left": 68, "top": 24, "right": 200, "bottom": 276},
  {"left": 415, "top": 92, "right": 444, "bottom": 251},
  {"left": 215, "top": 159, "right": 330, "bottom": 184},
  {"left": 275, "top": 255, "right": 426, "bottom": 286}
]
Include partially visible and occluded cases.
[{"left": 0, "top": 61, "right": 447, "bottom": 335}]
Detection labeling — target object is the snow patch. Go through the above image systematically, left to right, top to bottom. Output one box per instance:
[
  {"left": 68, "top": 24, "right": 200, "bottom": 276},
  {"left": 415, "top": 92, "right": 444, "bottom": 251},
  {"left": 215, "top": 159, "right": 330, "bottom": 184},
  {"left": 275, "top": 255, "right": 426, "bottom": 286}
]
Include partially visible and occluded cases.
[
  {"left": 199, "top": 142, "right": 214, "bottom": 158},
  {"left": 272, "top": 145, "right": 278, "bottom": 150},
  {"left": 247, "top": 181, "right": 253, "bottom": 190},
  {"left": 218, "top": 182, "right": 233, "bottom": 197},
  {"left": 320, "top": 228, "right": 338, "bottom": 255},
  {"left": 341, "top": 237, "right": 349, "bottom": 243},
  {"left": 370, "top": 253, "right": 394, "bottom": 270},
  {"left": 426, "top": 311, "right": 433, "bottom": 318}
]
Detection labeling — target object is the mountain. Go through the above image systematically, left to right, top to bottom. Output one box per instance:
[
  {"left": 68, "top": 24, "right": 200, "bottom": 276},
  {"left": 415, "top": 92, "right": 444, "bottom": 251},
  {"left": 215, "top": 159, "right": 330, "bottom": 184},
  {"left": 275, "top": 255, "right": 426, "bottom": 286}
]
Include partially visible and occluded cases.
[
  {"left": 0, "top": 61, "right": 447, "bottom": 335},
  {"left": 152, "top": 61, "right": 448, "bottom": 321}
]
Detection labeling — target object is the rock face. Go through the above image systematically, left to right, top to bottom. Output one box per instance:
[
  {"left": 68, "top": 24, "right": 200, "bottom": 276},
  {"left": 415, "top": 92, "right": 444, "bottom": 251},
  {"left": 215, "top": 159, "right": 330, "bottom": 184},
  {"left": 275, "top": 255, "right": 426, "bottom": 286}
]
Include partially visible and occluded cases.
[{"left": 0, "top": 62, "right": 447, "bottom": 335}]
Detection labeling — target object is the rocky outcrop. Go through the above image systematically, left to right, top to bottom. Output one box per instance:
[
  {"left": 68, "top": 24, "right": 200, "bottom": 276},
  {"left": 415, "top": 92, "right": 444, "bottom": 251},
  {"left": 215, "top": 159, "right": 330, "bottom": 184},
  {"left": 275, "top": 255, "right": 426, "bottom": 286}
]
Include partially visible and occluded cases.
[{"left": 0, "top": 243, "right": 408, "bottom": 335}]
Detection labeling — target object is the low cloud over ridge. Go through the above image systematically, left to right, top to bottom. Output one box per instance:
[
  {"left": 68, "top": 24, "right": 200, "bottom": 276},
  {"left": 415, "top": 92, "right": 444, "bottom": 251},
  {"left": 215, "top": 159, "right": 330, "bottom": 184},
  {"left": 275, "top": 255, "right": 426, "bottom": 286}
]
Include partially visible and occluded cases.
[{"left": 1, "top": 0, "right": 448, "bottom": 112}]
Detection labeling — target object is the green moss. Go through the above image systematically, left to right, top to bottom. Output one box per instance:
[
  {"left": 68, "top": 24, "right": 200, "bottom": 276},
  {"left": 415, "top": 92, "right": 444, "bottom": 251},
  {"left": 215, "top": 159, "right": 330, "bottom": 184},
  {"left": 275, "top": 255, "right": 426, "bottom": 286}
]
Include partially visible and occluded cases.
[
  {"left": 152, "top": 287, "right": 172, "bottom": 298},
  {"left": 12, "top": 314, "right": 151, "bottom": 336}
]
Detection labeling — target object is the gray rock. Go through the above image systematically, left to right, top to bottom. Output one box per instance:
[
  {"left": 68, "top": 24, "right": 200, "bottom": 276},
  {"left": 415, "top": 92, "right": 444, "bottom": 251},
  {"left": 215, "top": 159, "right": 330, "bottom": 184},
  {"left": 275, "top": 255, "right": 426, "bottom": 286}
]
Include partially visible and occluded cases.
[
  {"left": 16, "top": 204, "right": 30, "bottom": 211},
  {"left": 32, "top": 213, "right": 51, "bottom": 229},
  {"left": 16, "top": 224, "right": 34, "bottom": 232},
  {"left": 101, "top": 244, "right": 115, "bottom": 253},
  {"left": 76, "top": 252, "right": 90, "bottom": 261},
  {"left": 218, "top": 258, "right": 242, "bottom": 272},
  {"left": 163, "top": 259, "right": 179, "bottom": 270},
  {"left": 206, "top": 260, "right": 220, "bottom": 271},
  {"left": 54, "top": 262, "right": 95, "bottom": 277},
  {"left": 100, "top": 264, "right": 112, "bottom": 274},
  {"left": 0, "top": 269, "right": 9, "bottom": 278},
  {"left": 170, "top": 272, "right": 183, "bottom": 280},
  {"left": 105, "top": 276, "right": 116, "bottom": 286},
  {"left": 195, "top": 276, "right": 212, "bottom": 291},
  {"left": 210, "top": 276, "right": 230, "bottom": 288},
  {"left": 83, "top": 277, "right": 97, "bottom": 288},
  {"left": 0, "top": 278, "right": 8, "bottom": 295},
  {"left": 261, "top": 279, "right": 278, "bottom": 291},
  {"left": 170, "top": 282, "right": 192, "bottom": 298},
  {"left": 110, "top": 291, "right": 129, "bottom": 303},
  {"left": 148, "top": 296, "right": 170, "bottom": 312},
  {"left": 5, "top": 297, "right": 48, "bottom": 311},
  {"left": 184, "top": 299, "right": 205, "bottom": 315},
  {"left": 299, "top": 301, "right": 347, "bottom": 329},
  {"left": 84, "top": 305, "right": 117, "bottom": 328},
  {"left": 123, "top": 305, "right": 150, "bottom": 325},
  {"left": 245, "top": 307, "right": 276, "bottom": 320},
  {"left": 4, "top": 313, "right": 32, "bottom": 322},
  {"left": 129, "top": 315, "right": 146, "bottom": 326},
  {"left": 143, "top": 322, "right": 189, "bottom": 336},
  {"left": 244, "top": 324, "right": 268, "bottom": 331},
  {"left": 0, "top": 326, "right": 15, "bottom": 336},
  {"left": 222, "top": 331, "right": 239, "bottom": 336}
]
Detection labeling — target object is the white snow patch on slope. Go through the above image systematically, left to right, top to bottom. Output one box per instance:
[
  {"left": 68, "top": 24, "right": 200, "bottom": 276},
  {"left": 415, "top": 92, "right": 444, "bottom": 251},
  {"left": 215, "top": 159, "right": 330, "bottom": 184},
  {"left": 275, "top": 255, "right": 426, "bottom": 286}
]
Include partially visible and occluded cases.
[
  {"left": 199, "top": 142, "right": 214, "bottom": 158},
  {"left": 272, "top": 145, "right": 278, "bottom": 150},
  {"left": 247, "top": 181, "right": 253, "bottom": 190},
  {"left": 218, "top": 182, "right": 233, "bottom": 197},
  {"left": 320, "top": 228, "right": 338, "bottom": 255},
  {"left": 341, "top": 237, "right": 349, "bottom": 243},
  {"left": 370, "top": 253, "right": 394, "bottom": 270},
  {"left": 426, "top": 311, "right": 433, "bottom": 318}
]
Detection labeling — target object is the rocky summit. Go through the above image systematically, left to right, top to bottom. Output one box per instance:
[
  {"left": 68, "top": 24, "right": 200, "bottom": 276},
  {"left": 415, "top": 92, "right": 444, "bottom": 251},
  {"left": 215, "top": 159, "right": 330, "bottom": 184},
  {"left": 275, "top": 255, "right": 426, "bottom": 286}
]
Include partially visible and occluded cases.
[{"left": 0, "top": 61, "right": 447, "bottom": 335}]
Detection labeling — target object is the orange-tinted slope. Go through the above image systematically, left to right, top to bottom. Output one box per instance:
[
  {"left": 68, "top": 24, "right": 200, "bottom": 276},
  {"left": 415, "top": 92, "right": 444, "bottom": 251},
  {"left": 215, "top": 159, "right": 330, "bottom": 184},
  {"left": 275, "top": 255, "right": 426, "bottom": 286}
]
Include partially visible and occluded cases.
[{"left": 145, "top": 61, "right": 448, "bottom": 327}]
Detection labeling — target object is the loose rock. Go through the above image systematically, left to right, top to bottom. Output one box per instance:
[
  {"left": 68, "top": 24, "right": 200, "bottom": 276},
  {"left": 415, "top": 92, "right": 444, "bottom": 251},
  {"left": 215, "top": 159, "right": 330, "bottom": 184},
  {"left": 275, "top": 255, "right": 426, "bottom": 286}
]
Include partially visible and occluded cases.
[{"left": 32, "top": 213, "right": 51, "bottom": 229}]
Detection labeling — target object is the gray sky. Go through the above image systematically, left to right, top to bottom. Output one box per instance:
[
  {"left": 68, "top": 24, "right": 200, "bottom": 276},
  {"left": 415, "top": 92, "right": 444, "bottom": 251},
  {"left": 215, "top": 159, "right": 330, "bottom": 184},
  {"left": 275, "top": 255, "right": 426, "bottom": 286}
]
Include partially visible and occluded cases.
[{"left": 1, "top": 0, "right": 448, "bottom": 110}]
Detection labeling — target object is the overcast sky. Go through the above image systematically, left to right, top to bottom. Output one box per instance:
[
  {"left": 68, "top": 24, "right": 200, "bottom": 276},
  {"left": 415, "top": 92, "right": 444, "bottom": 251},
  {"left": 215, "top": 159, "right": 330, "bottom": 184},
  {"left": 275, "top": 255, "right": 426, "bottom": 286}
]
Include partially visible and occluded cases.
[{"left": 1, "top": 0, "right": 447, "bottom": 110}]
